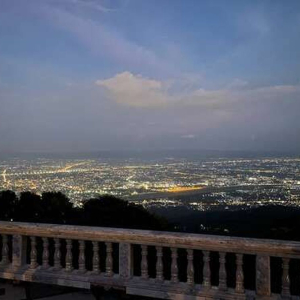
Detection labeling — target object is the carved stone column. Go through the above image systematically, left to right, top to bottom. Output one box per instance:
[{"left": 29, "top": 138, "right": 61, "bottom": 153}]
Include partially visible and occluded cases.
[
  {"left": 0, "top": 235, "right": 9, "bottom": 265},
  {"left": 12, "top": 235, "right": 27, "bottom": 269},
  {"left": 30, "top": 236, "right": 38, "bottom": 269},
  {"left": 42, "top": 237, "right": 49, "bottom": 269},
  {"left": 53, "top": 238, "right": 62, "bottom": 270},
  {"left": 65, "top": 239, "right": 73, "bottom": 272},
  {"left": 78, "top": 240, "right": 86, "bottom": 273},
  {"left": 92, "top": 241, "right": 100, "bottom": 274},
  {"left": 105, "top": 242, "right": 113, "bottom": 277},
  {"left": 119, "top": 243, "right": 132, "bottom": 279},
  {"left": 141, "top": 245, "right": 149, "bottom": 280},
  {"left": 156, "top": 246, "right": 164, "bottom": 282},
  {"left": 171, "top": 248, "right": 179, "bottom": 283},
  {"left": 187, "top": 249, "right": 194, "bottom": 286},
  {"left": 203, "top": 251, "right": 211, "bottom": 290},
  {"left": 219, "top": 252, "right": 227, "bottom": 291},
  {"left": 235, "top": 254, "right": 244, "bottom": 294},
  {"left": 256, "top": 255, "right": 271, "bottom": 297},
  {"left": 281, "top": 258, "right": 291, "bottom": 299}
]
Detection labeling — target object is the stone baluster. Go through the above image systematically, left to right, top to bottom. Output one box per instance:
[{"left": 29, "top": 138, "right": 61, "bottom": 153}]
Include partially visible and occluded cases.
[
  {"left": 0, "top": 235, "right": 9, "bottom": 265},
  {"left": 12, "top": 235, "right": 27, "bottom": 269},
  {"left": 30, "top": 236, "right": 38, "bottom": 269},
  {"left": 42, "top": 237, "right": 49, "bottom": 269},
  {"left": 53, "top": 238, "right": 61, "bottom": 270},
  {"left": 65, "top": 239, "right": 73, "bottom": 272},
  {"left": 78, "top": 240, "right": 86, "bottom": 273},
  {"left": 92, "top": 241, "right": 100, "bottom": 274},
  {"left": 105, "top": 242, "right": 113, "bottom": 277},
  {"left": 119, "top": 243, "right": 132, "bottom": 279},
  {"left": 141, "top": 245, "right": 149, "bottom": 280},
  {"left": 156, "top": 246, "right": 164, "bottom": 282},
  {"left": 171, "top": 247, "right": 179, "bottom": 283},
  {"left": 187, "top": 249, "right": 194, "bottom": 286},
  {"left": 203, "top": 251, "right": 211, "bottom": 289},
  {"left": 219, "top": 252, "right": 227, "bottom": 291},
  {"left": 235, "top": 254, "right": 244, "bottom": 294},
  {"left": 256, "top": 255, "right": 271, "bottom": 297},
  {"left": 281, "top": 257, "right": 291, "bottom": 299}
]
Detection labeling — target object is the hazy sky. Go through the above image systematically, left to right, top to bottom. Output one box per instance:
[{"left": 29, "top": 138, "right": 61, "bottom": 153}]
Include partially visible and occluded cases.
[{"left": 1, "top": 0, "right": 300, "bottom": 153}]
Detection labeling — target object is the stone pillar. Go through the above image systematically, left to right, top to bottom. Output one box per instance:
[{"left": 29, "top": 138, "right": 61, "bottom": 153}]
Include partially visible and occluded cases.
[
  {"left": 12, "top": 235, "right": 27, "bottom": 270},
  {"left": 119, "top": 243, "right": 132, "bottom": 280},
  {"left": 156, "top": 246, "right": 164, "bottom": 282},
  {"left": 235, "top": 254, "right": 244, "bottom": 294},
  {"left": 256, "top": 255, "right": 271, "bottom": 297},
  {"left": 281, "top": 258, "right": 291, "bottom": 299}
]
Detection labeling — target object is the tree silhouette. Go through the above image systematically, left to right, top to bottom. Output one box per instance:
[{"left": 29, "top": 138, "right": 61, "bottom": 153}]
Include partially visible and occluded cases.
[
  {"left": 0, "top": 190, "right": 17, "bottom": 221},
  {"left": 0, "top": 190, "right": 168, "bottom": 230},
  {"left": 16, "top": 192, "right": 43, "bottom": 222},
  {"left": 40, "top": 192, "right": 74, "bottom": 224},
  {"left": 82, "top": 195, "right": 168, "bottom": 230}
]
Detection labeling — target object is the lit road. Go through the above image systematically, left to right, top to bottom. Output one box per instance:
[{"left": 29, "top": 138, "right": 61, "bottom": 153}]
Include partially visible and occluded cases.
[
  {"left": 58, "top": 162, "right": 86, "bottom": 172},
  {"left": 1, "top": 169, "right": 7, "bottom": 183}
]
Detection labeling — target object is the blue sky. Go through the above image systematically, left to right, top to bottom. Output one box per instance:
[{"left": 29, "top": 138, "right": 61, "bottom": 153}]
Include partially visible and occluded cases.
[{"left": 1, "top": 0, "right": 300, "bottom": 153}]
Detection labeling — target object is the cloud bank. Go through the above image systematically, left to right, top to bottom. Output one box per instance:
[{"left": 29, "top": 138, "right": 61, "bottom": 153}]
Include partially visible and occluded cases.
[{"left": 96, "top": 72, "right": 300, "bottom": 110}]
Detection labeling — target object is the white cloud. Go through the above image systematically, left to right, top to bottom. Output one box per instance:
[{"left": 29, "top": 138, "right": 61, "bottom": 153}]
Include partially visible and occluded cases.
[
  {"left": 96, "top": 72, "right": 300, "bottom": 109},
  {"left": 96, "top": 72, "right": 170, "bottom": 107},
  {"left": 96, "top": 72, "right": 231, "bottom": 108}
]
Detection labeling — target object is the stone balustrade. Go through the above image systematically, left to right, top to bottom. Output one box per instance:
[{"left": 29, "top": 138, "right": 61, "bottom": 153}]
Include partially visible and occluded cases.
[{"left": 1, "top": 221, "right": 300, "bottom": 300}]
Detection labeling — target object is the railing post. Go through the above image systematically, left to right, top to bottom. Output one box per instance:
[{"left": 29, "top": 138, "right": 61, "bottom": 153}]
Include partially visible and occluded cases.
[
  {"left": 0, "top": 235, "right": 9, "bottom": 265},
  {"left": 12, "top": 235, "right": 27, "bottom": 269},
  {"left": 30, "top": 236, "right": 38, "bottom": 269},
  {"left": 42, "top": 238, "right": 50, "bottom": 269},
  {"left": 53, "top": 238, "right": 62, "bottom": 271},
  {"left": 65, "top": 239, "right": 73, "bottom": 272},
  {"left": 78, "top": 240, "right": 86, "bottom": 273},
  {"left": 92, "top": 241, "right": 100, "bottom": 274},
  {"left": 105, "top": 242, "right": 113, "bottom": 277},
  {"left": 119, "top": 243, "right": 132, "bottom": 279},
  {"left": 141, "top": 245, "right": 149, "bottom": 280},
  {"left": 156, "top": 246, "right": 164, "bottom": 282},
  {"left": 171, "top": 248, "right": 179, "bottom": 283},
  {"left": 187, "top": 249, "right": 194, "bottom": 286},
  {"left": 203, "top": 251, "right": 211, "bottom": 290},
  {"left": 219, "top": 252, "right": 227, "bottom": 291},
  {"left": 235, "top": 254, "right": 244, "bottom": 294},
  {"left": 256, "top": 255, "right": 271, "bottom": 297},
  {"left": 281, "top": 258, "right": 291, "bottom": 300}
]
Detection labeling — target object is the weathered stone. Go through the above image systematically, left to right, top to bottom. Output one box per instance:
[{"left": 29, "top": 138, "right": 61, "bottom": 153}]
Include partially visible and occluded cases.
[
  {"left": 0, "top": 221, "right": 299, "bottom": 300},
  {"left": 12, "top": 235, "right": 27, "bottom": 269},
  {"left": 119, "top": 243, "right": 132, "bottom": 279},
  {"left": 256, "top": 255, "right": 270, "bottom": 297}
]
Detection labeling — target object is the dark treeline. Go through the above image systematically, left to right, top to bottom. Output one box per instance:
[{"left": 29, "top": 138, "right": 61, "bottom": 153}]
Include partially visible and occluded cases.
[
  {"left": 0, "top": 190, "right": 168, "bottom": 230},
  {"left": 150, "top": 205, "right": 300, "bottom": 241}
]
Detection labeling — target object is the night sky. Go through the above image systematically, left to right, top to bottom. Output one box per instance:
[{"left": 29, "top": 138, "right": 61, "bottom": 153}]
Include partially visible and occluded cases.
[{"left": 1, "top": 0, "right": 300, "bottom": 153}]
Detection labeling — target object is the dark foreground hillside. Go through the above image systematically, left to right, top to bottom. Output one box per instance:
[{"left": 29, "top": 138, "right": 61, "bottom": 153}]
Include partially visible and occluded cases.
[{"left": 150, "top": 204, "right": 300, "bottom": 240}]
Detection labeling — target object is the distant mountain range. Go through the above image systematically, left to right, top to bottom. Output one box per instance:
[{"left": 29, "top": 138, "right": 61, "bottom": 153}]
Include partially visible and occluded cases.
[{"left": 0, "top": 149, "right": 299, "bottom": 160}]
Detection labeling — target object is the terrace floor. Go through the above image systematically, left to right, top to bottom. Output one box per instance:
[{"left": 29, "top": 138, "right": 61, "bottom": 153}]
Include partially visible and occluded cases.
[{"left": 0, "top": 281, "right": 94, "bottom": 300}]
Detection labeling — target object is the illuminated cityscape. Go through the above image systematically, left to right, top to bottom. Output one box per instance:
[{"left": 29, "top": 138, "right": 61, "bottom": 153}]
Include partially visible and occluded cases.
[{"left": 1, "top": 156, "right": 300, "bottom": 210}]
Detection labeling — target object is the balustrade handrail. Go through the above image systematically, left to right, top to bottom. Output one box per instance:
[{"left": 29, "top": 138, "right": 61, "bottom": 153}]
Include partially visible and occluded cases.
[{"left": 1, "top": 221, "right": 300, "bottom": 258}]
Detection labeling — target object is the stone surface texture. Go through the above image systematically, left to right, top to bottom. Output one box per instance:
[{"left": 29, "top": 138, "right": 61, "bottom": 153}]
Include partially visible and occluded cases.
[{"left": 0, "top": 221, "right": 299, "bottom": 300}]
